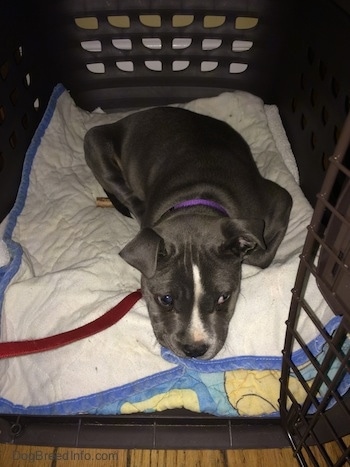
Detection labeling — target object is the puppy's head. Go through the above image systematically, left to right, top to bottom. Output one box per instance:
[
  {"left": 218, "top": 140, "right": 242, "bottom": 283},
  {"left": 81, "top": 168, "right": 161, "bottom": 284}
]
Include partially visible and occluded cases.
[{"left": 120, "top": 215, "right": 265, "bottom": 359}]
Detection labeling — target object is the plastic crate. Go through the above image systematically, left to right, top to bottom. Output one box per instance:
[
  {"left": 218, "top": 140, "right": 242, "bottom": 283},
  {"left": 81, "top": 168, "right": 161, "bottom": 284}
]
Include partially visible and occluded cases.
[{"left": 0, "top": 0, "right": 349, "bottom": 462}]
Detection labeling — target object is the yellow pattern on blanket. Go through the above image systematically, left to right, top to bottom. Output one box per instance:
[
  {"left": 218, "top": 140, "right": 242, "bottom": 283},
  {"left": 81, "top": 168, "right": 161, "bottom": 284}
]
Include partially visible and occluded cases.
[
  {"left": 224, "top": 369, "right": 309, "bottom": 416},
  {"left": 121, "top": 389, "right": 200, "bottom": 414}
]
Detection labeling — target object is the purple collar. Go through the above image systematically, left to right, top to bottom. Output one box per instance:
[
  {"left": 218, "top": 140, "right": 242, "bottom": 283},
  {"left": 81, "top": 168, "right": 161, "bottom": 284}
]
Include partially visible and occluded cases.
[{"left": 170, "top": 198, "right": 229, "bottom": 216}]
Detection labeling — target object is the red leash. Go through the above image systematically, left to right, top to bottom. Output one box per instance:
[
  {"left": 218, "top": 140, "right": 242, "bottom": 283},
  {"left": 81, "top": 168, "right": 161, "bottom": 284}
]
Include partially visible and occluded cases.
[{"left": 0, "top": 290, "right": 142, "bottom": 359}]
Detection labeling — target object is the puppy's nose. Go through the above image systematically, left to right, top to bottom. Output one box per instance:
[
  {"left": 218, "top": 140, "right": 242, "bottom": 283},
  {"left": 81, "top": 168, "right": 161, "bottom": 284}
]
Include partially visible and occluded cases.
[{"left": 182, "top": 343, "right": 209, "bottom": 358}]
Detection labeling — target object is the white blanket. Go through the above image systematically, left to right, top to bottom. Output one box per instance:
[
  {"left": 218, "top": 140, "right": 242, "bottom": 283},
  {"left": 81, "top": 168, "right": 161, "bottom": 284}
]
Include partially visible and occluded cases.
[{"left": 0, "top": 84, "right": 344, "bottom": 416}]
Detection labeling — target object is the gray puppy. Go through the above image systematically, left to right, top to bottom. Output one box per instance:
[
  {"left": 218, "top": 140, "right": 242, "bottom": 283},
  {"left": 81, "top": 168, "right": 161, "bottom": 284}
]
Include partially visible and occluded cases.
[{"left": 84, "top": 107, "right": 292, "bottom": 359}]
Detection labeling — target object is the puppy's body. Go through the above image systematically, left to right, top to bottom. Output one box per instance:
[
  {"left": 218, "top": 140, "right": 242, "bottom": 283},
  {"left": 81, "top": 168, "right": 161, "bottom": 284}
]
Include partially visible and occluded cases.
[{"left": 85, "top": 107, "right": 292, "bottom": 359}]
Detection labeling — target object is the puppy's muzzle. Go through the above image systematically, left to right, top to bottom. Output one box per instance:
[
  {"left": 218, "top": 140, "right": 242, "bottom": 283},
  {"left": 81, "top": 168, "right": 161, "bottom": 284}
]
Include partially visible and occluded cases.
[{"left": 182, "top": 342, "right": 209, "bottom": 359}]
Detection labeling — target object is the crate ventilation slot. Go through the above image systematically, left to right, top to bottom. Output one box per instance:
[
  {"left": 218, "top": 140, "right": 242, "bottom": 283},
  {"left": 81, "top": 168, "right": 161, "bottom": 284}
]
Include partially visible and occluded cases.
[
  {"left": 75, "top": 15, "right": 259, "bottom": 31},
  {"left": 139, "top": 15, "right": 161, "bottom": 27},
  {"left": 203, "top": 15, "right": 226, "bottom": 28},
  {"left": 108, "top": 16, "right": 130, "bottom": 28},
  {"left": 75, "top": 17, "right": 98, "bottom": 29},
  {"left": 235, "top": 17, "right": 259, "bottom": 29},
  {"left": 142, "top": 38, "right": 162, "bottom": 50},
  {"left": 173, "top": 38, "right": 192, "bottom": 49},
  {"left": 113, "top": 39, "right": 132, "bottom": 51},
  {"left": 202, "top": 39, "right": 222, "bottom": 50},
  {"left": 81, "top": 40, "right": 102, "bottom": 52},
  {"left": 232, "top": 40, "right": 253, "bottom": 52},
  {"left": 145, "top": 60, "right": 162, "bottom": 72},
  {"left": 0, "top": 61, "right": 9, "bottom": 80},
  {"left": 116, "top": 61, "right": 134, "bottom": 72},
  {"left": 173, "top": 61, "right": 190, "bottom": 72},
  {"left": 201, "top": 61, "right": 218, "bottom": 72},
  {"left": 86, "top": 63, "right": 105, "bottom": 73},
  {"left": 230, "top": 63, "right": 248, "bottom": 73},
  {"left": 24, "top": 73, "right": 31, "bottom": 87},
  {"left": 33, "top": 98, "right": 40, "bottom": 111},
  {"left": 0, "top": 105, "right": 5, "bottom": 124}
]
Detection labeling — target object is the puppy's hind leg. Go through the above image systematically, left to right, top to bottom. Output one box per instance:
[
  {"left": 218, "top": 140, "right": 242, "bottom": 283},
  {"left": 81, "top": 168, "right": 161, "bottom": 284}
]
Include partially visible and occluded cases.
[
  {"left": 84, "top": 124, "right": 144, "bottom": 221},
  {"left": 244, "top": 180, "right": 292, "bottom": 269},
  {"left": 104, "top": 185, "right": 144, "bottom": 220},
  {"left": 104, "top": 190, "right": 132, "bottom": 218}
]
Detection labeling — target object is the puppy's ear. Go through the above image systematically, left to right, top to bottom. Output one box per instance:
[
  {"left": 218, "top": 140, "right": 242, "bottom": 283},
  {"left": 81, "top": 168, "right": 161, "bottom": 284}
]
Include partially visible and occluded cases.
[
  {"left": 220, "top": 218, "right": 266, "bottom": 258},
  {"left": 119, "top": 228, "right": 165, "bottom": 278}
]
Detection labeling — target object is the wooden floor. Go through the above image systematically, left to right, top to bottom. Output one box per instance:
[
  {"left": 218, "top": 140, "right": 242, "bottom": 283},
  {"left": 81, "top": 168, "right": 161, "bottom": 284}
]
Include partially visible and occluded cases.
[
  {"left": 1, "top": 436, "right": 349, "bottom": 466},
  {"left": 1, "top": 445, "right": 300, "bottom": 466}
]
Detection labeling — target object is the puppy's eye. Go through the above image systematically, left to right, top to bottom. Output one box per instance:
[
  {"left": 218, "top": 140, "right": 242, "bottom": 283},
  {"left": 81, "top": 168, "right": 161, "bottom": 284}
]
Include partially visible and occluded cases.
[
  {"left": 217, "top": 293, "right": 230, "bottom": 305},
  {"left": 156, "top": 294, "right": 174, "bottom": 308}
]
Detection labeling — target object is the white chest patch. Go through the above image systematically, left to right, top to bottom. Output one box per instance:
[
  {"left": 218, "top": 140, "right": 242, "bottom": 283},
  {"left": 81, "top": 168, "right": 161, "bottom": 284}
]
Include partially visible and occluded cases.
[{"left": 189, "top": 264, "right": 208, "bottom": 342}]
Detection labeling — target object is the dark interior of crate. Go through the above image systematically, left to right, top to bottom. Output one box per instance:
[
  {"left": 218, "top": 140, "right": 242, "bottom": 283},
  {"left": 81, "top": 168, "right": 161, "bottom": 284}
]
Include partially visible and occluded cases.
[{"left": 0, "top": 0, "right": 349, "bottom": 453}]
